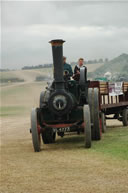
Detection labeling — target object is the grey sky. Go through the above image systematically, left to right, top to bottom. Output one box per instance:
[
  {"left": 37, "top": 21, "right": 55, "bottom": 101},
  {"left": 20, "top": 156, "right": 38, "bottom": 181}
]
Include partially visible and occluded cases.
[{"left": 1, "top": 1, "right": 128, "bottom": 69}]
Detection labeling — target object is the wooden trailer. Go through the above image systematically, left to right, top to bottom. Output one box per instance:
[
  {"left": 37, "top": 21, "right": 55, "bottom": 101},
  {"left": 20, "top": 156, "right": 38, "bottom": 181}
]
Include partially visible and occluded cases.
[{"left": 89, "top": 81, "right": 128, "bottom": 131}]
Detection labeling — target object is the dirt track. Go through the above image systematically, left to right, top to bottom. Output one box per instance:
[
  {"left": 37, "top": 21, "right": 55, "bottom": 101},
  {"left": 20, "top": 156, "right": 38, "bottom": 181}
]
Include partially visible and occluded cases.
[{"left": 1, "top": 116, "right": 128, "bottom": 193}]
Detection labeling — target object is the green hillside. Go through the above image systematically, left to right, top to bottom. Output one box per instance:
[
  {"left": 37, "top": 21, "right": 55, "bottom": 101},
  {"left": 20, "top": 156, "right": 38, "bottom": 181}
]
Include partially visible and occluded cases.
[{"left": 91, "top": 53, "right": 128, "bottom": 81}]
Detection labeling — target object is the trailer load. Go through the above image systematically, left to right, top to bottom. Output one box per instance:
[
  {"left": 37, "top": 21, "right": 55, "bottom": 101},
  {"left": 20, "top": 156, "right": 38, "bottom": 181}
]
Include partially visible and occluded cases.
[{"left": 89, "top": 81, "right": 128, "bottom": 129}]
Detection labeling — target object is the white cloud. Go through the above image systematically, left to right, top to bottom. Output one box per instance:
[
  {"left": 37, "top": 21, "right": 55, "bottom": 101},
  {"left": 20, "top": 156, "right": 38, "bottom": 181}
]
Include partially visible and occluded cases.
[{"left": 1, "top": 1, "right": 128, "bottom": 69}]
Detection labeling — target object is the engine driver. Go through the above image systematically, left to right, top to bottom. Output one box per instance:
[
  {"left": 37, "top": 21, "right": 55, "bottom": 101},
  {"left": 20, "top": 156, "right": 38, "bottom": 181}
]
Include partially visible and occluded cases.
[{"left": 63, "top": 56, "right": 73, "bottom": 80}]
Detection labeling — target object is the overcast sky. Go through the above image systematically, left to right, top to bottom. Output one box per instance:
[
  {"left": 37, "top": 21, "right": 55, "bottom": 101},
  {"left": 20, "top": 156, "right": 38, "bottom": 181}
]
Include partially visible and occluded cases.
[{"left": 1, "top": 0, "right": 128, "bottom": 69}]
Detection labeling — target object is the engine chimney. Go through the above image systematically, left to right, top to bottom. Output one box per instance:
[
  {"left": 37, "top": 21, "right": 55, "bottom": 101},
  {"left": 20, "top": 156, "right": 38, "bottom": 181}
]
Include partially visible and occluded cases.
[{"left": 49, "top": 39, "right": 65, "bottom": 90}]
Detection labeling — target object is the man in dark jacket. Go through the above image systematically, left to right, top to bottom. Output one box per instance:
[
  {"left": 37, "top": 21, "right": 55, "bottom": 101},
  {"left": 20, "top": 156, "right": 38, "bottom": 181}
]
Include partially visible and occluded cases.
[
  {"left": 63, "top": 56, "right": 73, "bottom": 79},
  {"left": 73, "top": 58, "right": 85, "bottom": 81}
]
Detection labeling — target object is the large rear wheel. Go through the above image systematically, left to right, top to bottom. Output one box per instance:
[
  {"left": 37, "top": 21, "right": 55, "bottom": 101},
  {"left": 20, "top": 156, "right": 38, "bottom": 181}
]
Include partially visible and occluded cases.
[
  {"left": 88, "top": 88, "right": 101, "bottom": 140},
  {"left": 88, "top": 88, "right": 95, "bottom": 140},
  {"left": 93, "top": 88, "right": 101, "bottom": 140},
  {"left": 83, "top": 105, "right": 91, "bottom": 148},
  {"left": 31, "top": 108, "right": 41, "bottom": 152}
]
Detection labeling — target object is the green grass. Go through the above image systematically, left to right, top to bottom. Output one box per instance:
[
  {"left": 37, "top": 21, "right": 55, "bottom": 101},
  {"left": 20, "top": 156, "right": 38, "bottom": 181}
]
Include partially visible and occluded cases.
[
  {"left": 0, "top": 71, "right": 18, "bottom": 79},
  {"left": 0, "top": 77, "right": 24, "bottom": 83},
  {"left": 1, "top": 82, "right": 45, "bottom": 117},
  {"left": 1, "top": 82, "right": 46, "bottom": 103},
  {"left": 1, "top": 83, "right": 33, "bottom": 97},
  {"left": 0, "top": 106, "right": 26, "bottom": 117},
  {"left": 55, "top": 126, "right": 128, "bottom": 161},
  {"left": 92, "top": 126, "right": 128, "bottom": 160}
]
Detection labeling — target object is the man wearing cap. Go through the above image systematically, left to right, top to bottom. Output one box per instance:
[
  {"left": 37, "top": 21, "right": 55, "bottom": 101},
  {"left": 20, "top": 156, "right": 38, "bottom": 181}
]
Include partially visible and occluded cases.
[{"left": 63, "top": 56, "right": 73, "bottom": 79}]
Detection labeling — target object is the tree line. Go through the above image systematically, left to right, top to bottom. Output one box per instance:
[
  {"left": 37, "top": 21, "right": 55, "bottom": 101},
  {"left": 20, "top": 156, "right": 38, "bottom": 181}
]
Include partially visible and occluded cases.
[{"left": 22, "top": 58, "right": 109, "bottom": 70}]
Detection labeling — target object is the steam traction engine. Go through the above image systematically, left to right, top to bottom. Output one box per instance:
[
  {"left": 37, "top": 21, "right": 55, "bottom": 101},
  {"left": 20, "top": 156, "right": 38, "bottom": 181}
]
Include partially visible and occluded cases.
[{"left": 31, "top": 39, "right": 102, "bottom": 152}]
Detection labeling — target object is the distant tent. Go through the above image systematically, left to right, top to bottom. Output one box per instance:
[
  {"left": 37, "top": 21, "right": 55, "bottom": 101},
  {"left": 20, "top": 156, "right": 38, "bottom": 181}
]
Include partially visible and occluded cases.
[{"left": 104, "top": 72, "right": 112, "bottom": 81}]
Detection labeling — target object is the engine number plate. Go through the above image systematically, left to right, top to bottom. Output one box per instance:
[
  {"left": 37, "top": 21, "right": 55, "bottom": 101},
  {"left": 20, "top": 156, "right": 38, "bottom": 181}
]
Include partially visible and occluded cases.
[{"left": 53, "top": 127, "right": 70, "bottom": 132}]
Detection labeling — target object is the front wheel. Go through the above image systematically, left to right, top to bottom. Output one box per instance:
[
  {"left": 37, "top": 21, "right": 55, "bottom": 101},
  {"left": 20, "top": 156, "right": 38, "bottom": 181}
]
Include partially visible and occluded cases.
[
  {"left": 83, "top": 105, "right": 91, "bottom": 148},
  {"left": 31, "top": 108, "right": 41, "bottom": 152},
  {"left": 42, "top": 128, "right": 56, "bottom": 144}
]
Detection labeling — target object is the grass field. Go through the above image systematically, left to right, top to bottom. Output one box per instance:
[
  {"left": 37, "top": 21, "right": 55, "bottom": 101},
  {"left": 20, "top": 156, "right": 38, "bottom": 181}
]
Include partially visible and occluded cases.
[{"left": 0, "top": 68, "right": 128, "bottom": 193}]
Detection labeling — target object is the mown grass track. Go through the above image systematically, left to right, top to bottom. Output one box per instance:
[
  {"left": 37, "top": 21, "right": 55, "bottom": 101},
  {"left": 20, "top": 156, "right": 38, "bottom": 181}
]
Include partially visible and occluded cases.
[{"left": 1, "top": 116, "right": 128, "bottom": 193}]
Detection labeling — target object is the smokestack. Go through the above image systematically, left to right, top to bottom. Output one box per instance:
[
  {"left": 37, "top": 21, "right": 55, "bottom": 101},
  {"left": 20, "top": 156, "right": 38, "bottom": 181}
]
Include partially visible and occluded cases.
[{"left": 49, "top": 39, "right": 65, "bottom": 90}]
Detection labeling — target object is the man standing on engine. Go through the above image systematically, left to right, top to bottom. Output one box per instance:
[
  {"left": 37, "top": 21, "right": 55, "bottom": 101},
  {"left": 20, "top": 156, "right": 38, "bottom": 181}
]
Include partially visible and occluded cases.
[
  {"left": 63, "top": 56, "right": 73, "bottom": 79},
  {"left": 73, "top": 58, "right": 86, "bottom": 81},
  {"left": 74, "top": 58, "right": 84, "bottom": 74}
]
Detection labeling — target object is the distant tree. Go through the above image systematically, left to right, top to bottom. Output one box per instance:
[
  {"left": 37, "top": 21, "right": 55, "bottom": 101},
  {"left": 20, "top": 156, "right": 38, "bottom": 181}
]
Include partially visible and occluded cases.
[
  {"left": 99, "top": 58, "right": 103, "bottom": 63},
  {"left": 105, "top": 58, "right": 109, "bottom": 63},
  {"left": 93, "top": 59, "right": 97, "bottom": 63},
  {"left": 87, "top": 60, "right": 93, "bottom": 64},
  {"left": 22, "top": 64, "right": 52, "bottom": 70},
  {"left": 123, "top": 65, "right": 128, "bottom": 72},
  {"left": 0, "top": 69, "right": 10, "bottom": 72},
  {"left": 116, "top": 73, "right": 128, "bottom": 81},
  {"left": 0, "top": 78, "right": 24, "bottom": 83}
]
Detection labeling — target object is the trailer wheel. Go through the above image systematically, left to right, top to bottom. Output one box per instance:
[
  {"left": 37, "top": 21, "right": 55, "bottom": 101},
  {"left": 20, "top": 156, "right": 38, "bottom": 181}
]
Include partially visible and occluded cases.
[
  {"left": 93, "top": 88, "right": 101, "bottom": 140},
  {"left": 83, "top": 105, "right": 91, "bottom": 148},
  {"left": 31, "top": 108, "right": 41, "bottom": 152},
  {"left": 122, "top": 109, "right": 128, "bottom": 126},
  {"left": 101, "top": 112, "right": 106, "bottom": 133},
  {"left": 42, "top": 128, "right": 56, "bottom": 144}
]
